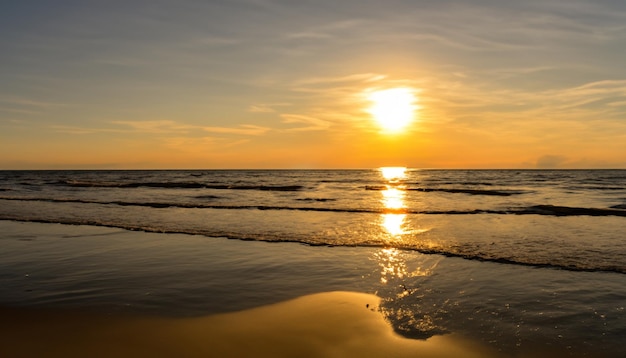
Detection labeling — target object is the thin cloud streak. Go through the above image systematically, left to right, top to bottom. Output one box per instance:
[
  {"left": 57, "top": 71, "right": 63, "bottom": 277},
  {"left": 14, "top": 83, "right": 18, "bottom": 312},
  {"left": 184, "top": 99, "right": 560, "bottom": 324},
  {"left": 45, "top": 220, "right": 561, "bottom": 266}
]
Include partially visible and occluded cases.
[
  {"left": 280, "top": 114, "right": 331, "bottom": 132},
  {"left": 111, "top": 120, "right": 194, "bottom": 134},
  {"left": 53, "top": 121, "right": 272, "bottom": 137},
  {"left": 203, "top": 125, "right": 270, "bottom": 136}
]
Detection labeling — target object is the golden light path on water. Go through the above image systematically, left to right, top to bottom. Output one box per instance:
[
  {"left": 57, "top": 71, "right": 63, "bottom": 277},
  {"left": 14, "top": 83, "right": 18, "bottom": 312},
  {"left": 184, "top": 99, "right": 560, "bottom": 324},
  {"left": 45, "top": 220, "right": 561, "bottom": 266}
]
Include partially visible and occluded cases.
[
  {"left": 376, "top": 167, "right": 439, "bottom": 286},
  {"left": 377, "top": 167, "right": 409, "bottom": 284},
  {"left": 380, "top": 167, "right": 408, "bottom": 237}
]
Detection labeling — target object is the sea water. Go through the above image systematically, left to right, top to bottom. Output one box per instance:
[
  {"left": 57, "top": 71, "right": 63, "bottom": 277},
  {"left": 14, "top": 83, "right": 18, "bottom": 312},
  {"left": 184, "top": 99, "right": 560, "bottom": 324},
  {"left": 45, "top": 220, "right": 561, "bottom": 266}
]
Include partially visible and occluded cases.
[{"left": 1, "top": 169, "right": 625, "bottom": 356}]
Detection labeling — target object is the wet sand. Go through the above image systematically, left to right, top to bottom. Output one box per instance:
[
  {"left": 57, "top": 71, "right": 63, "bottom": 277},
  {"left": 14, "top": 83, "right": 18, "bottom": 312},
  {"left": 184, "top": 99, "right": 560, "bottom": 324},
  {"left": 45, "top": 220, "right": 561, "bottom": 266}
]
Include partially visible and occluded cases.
[
  {"left": 2, "top": 220, "right": 624, "bottom": 357},
  {"left": 0, "top": 291, "right": 500, "bottom": 358}
]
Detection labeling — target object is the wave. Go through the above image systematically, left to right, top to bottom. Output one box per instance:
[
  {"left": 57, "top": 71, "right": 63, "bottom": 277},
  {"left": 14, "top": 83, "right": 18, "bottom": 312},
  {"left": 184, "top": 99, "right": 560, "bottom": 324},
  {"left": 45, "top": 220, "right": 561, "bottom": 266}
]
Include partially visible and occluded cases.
[
  {"left": 319, "top": 179, "right": 370, "bottom": 183},
  {"left": 51, "top": 180, "right": 305, "bottom": 191},
  {"left": 420, "top": 181, "right": 495, "bottom": 186},
  {"left": 365, "top": 186, "right": 528, "bottom": 196},
  {"left": 565, "top": 186, "right": 626, "bottom": 191},
  {"left": 194, "top": 195, "right": 222, "bottom": 200},
  {"left": 0, "top": 197, "right": 385, "bottom": 213},
  {"left": 2, "top": 197, "right": 626, "bottom": 217},
  {"left": 295, "top": 198, "right": 337, "bottom": 202},
  {"left": 518, "top": 205, "right": 626, "bottom": 217},
  {"left": 3, "top": 216, "right": 624, "bottom": 275},
  {"left": 399, "top": 246, "right": 626, "bottom": 275}
]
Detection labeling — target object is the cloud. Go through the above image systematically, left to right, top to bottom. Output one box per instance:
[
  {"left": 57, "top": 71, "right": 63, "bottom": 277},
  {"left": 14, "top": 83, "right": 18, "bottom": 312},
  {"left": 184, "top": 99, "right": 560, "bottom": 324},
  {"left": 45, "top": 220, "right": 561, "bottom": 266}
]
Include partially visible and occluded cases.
[
  {"left": 281, "top": 18, "right": 365, "bottom": 43},
  {"left": 286, "top": 32, "right": 332, "bottom": 40},
  {"left": 193, "top": 35, "right": 241, "bottom": 46},
  {"left": 490, "top": 66, "right": 555, "bottom": 79},
  {"left": 265, "top": 73, "right": 427, "bottom": 135},
  {"left": 294, "top": 73, "right": 386, "bottom": 86},
  {"left": 429, "top": 77, "right": 626, "bottom": 125},
  {"left": 521, "top": 80, "right": 626, "bottom": 114},
  {"left": 562, "top": 80, "right": 626, "bottom": 97},
  {"left": 0, "top": 96, "right": 67, "bottom": 108},
  {"left": 608, "top": 100, "right": 626, "bottom": 107},
  {"left": 247, "top": 102, "right": 293, "bottom": 113},
  {"left": 248, "top": 105, "right": 276, "bottom": 113},
  {"left": 0, "top": 107, "right": 42, "bottom": 115},
  {"left": 280, "top": 114, "right": 331, "bottom": 132},
  {"left": 50, "top": 120, "right": 271, "bottom": 138},
  {"left": 111, "top": 120, "right": 193, "bottom": 134},
  {"left": 51, "top": 125, "right": 124, "bottom": 135},
  {"left": 203, "top": 125, "right": 269, "bottom": 135},
  {"left": 536, "top": 155, "right": 568, "bottom": 169}
]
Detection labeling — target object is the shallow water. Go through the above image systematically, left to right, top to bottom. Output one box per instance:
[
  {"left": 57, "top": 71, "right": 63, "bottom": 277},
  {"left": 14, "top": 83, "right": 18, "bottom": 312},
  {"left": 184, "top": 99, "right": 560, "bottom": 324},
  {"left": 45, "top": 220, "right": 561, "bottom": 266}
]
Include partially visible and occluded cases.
[
  {"left": 1, "top": 169, "right": 625, "bottom": 273},
  {"left": 1, "top": 221, "right": 625, "bottom": 357}
]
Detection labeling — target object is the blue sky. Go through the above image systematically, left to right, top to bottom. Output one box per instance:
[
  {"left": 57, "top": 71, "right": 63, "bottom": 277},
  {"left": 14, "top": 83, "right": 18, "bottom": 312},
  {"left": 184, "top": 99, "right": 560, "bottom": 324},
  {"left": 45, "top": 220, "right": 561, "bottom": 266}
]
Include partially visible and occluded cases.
[{"left": 2, "top": 0, "right": 626, "bottom": 168}]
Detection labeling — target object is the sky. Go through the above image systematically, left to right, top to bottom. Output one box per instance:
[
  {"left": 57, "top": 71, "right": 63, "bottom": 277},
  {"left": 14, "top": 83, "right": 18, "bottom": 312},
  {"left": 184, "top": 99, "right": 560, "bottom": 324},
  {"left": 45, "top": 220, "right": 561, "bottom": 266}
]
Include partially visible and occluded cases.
[{"left": 1, "top": 0, "right": 626, "bottom": 169}]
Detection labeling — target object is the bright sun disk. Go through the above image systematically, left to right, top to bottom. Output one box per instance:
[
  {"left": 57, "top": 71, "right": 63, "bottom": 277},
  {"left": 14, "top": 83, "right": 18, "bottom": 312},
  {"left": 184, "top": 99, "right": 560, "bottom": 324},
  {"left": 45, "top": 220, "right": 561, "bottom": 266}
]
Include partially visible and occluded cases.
[{"left": 367, "top": 88, "right": 417, "bottom": 133}]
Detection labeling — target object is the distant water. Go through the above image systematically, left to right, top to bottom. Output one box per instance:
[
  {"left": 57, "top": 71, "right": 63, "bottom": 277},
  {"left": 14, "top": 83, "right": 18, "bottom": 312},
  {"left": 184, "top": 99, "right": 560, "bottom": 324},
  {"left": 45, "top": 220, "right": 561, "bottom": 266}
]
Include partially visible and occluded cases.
[{"left": 1, "top": 169, "right": 625, "bottom": 273}]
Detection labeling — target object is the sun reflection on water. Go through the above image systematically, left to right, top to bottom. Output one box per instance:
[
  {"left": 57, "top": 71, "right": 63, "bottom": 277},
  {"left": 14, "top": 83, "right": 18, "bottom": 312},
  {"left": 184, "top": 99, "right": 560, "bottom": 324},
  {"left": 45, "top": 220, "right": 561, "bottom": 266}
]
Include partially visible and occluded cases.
[
  {"left": 375, "top": 166, "right": 437, "bottom": 282},
  {"left": 373, "top": 167, "right": 444, "bottom": 335},
  {"left": 379, "top": 167, "right": 408, "bottom": 239},
  {"left": 380, "top": 167, "right": 407, "bottom": 182},
  {"left": 381, "top": 188, "right": 405, "bottom": 210},
  {"left": 382, "top": 214, "right": 407, "bottom": 236},
  {"left": 374, "top": 247, "right": 441, "bottom": 285},
  {"left": 375, "top": 248, "right": 408, "bottom": 284}
]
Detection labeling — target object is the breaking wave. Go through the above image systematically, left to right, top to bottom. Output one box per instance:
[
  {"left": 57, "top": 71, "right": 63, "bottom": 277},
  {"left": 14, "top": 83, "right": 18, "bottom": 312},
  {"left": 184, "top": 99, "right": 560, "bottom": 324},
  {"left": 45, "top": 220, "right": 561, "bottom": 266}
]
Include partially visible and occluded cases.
[{"left": 2, "top": 197, "right": 625, "bottom": 217}]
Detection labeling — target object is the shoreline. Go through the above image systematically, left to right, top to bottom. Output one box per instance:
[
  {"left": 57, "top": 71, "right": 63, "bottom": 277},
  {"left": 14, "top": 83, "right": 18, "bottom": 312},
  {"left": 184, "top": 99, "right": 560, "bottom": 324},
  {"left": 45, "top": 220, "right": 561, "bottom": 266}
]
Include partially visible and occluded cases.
[
  {"left": 1, "top": 220, "right": 625, "bottom": 357},
  {"left": 0, "top": 291, "right": 503, "bottom": 358}
]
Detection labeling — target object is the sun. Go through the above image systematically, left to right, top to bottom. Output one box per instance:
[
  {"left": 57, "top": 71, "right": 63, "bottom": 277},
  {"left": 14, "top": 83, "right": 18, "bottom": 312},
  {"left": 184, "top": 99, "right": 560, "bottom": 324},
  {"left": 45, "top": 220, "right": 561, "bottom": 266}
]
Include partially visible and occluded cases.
[{"left": 366, "top": 88, "right": 418, "bottom": 133}]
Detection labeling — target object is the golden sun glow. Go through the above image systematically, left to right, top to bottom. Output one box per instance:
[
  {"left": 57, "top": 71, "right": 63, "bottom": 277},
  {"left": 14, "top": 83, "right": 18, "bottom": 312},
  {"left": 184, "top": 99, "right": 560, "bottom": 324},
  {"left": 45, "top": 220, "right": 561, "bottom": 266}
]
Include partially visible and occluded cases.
[
  {"left": 367, "top": 88, "right": 418, "bottom": 133},
  {"left": 380, "top": 167, "right": 407, "bottom": 181},
  {"left": 382, "top": 213, "right": 406, "bottom": 236}
]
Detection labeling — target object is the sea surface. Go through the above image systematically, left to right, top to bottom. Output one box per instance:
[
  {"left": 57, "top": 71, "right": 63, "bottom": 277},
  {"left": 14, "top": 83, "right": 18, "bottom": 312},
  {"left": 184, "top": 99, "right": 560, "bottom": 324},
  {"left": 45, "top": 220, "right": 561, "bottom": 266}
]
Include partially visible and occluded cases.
[{"left": 1, "top": 169, "right": 625, "bottom": 356}]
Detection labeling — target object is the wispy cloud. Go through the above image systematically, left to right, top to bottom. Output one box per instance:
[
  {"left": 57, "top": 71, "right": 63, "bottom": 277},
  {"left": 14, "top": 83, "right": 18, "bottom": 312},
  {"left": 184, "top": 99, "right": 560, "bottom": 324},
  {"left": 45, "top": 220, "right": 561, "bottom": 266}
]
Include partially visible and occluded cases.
[
  {"left": 286, "top": 32, "right": 332, "bottom": 40},
  {"left": 192, "top": 35, "right": 241, "bottom": 46},
  {"left": 490, "top": 66, "right": 556, "bottom": 79},
  {"left": 254, "top": 72, "right": 423, "bottom": 135},
  {"left": 294, "top": 73, "right": 386, "bottom": 86},
  {"left": 559, "top": 80, "right": 626, "bottom": 97},
  {"left": 0, "top": 96, "right": 68, "bottom": 109},
  {"left": 608, "top": 100, "right": 626, "bottom": 107},
  {"left": 248, "top": 103, "right": 291, "bottom": 113},
  {"left": 248, "top": 105, "right": 275, "bottom": 113},
  {"left": 0, "top": 107, "right": 42, "bottom": 115},
  {"left": 280, "top": 114, "right": 331, "bottom": 132},
  {"left": 52, "top": 120, "right": 271, "bottom": 137},
  {"left": 111, "top": 120, "right": 194, "bottom": 134},
  {"left": 51, "top": 125, "right": 124, "bottom": 135},
  {"left": 203, "top": 125, "right": 269, "bottom": 135}
]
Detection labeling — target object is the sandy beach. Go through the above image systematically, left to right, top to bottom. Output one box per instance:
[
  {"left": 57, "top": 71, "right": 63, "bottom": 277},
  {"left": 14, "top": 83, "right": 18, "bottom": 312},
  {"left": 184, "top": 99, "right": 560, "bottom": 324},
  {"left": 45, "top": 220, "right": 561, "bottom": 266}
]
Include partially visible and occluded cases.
[{"left": 1, "top": 291, "right": 504, "bottom": 358}]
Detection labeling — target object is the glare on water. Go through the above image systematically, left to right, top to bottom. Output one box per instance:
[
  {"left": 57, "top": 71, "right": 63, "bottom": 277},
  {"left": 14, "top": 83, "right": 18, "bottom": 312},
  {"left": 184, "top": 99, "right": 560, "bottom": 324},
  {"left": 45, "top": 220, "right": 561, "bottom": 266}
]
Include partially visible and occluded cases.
[
  {"left": 379, "top": 167, "right": 408, "bottom": 238},
  {"left": 380, "top": 167, "right": 407, "bottom": 181}
]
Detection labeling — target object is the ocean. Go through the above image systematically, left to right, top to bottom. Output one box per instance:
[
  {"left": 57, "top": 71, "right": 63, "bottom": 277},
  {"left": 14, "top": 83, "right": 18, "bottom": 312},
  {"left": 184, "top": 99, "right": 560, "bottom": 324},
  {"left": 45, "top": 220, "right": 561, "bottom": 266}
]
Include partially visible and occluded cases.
[{"left": 1, "top": 169, "right": 625, "bottom": 356}]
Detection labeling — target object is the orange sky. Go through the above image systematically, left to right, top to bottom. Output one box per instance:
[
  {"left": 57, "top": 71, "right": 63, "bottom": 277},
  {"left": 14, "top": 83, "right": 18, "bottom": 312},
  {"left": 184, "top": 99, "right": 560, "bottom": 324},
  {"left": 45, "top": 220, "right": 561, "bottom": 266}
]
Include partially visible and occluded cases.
[{"left": 2, "top": 1, "right": 626, "bottom": 169}]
